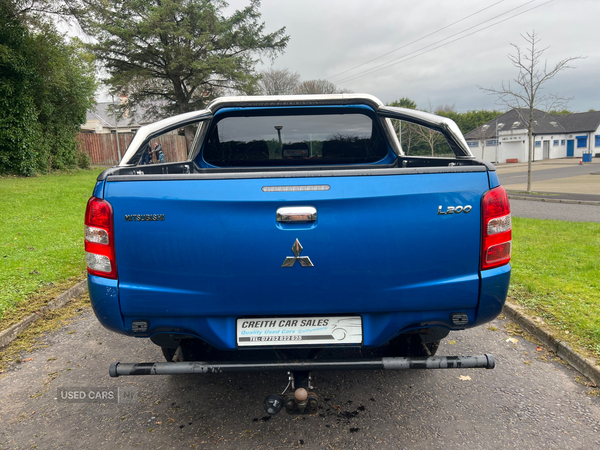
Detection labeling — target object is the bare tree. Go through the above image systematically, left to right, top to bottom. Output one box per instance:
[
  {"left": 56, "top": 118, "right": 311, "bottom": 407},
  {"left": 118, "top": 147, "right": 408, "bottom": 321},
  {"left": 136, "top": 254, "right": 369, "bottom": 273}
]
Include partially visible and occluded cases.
[
  {"left": 479, "top": 31, "right": 584, "bottom": 192},
  {"left": 258, "top": 68, "right": 300, "bottom": 95},
  {"left": 294, "top": 79, "right": 351, "bottom": 95},
  {"left": 386, "top": 98, "right": 418, "bottom": 154},
  {"left": 470, "top": 124, "right": 491, "bottom": 159},
  {"left": 413, "top": 125, "right": 445, "bottom": 156}
]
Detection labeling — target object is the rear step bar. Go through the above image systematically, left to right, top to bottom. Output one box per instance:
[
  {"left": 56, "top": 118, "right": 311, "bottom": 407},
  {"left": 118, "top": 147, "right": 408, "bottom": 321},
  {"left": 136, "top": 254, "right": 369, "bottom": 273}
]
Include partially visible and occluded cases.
[{"left": 109, "top": 354, "right": 495, "bottom": 377}]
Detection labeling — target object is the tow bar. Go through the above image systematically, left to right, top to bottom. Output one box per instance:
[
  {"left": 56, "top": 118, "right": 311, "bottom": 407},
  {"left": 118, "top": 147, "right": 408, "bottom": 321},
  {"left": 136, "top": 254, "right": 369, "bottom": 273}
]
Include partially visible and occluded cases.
[{"left": 109, "top": 354, "right": 494, "bottom": 415}]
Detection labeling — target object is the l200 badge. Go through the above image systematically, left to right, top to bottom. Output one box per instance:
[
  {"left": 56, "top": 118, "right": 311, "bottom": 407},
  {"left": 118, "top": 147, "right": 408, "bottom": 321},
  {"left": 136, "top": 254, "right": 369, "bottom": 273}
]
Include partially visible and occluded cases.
[
  {"left": 437, "top": 205, "right": 472, "bottom": 215},
  {"left": 281, "top": 239, "right": 314, "bottom": 268}
]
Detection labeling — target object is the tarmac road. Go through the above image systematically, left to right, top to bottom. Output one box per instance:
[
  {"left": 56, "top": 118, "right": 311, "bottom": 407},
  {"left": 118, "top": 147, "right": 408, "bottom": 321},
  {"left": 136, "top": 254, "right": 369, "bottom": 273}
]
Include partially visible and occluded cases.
[
  {"left": 497, "top": 163, "right": 600, "bottom": 185},
  {"left": 509, "top": 200, "right": 600, "bottom": 222},
  {"left": 1, "top": 308, "right": 600, "bottom": 449}
]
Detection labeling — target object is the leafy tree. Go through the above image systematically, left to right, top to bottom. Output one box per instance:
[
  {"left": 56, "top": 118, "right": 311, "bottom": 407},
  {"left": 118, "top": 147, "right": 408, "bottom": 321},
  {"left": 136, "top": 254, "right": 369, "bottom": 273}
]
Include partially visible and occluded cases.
[
  {"left": 2, "top": 0, "right": 67, "bottom": 26},
  {"left": 73, "top": 0, "right": 288, "bottom": 145},
  {"left": 0, "top": 1, "right": 96, "bottom": 175},
  {"left": 0, "top": 9, "right": 40, "bottom": 175},
  {"left": 31, "top": 27, "right": 96, "bottom": 171},
  {"left": 479, "top": 31, "right": 583, "bottom": 192},
  {"left": 258, "top": 68, "right": 300, "bottom": 95},
  {"left": 293, "top": 79, "right": 351, "bottom": 95},
  {"left": 387, "top": 97, "right": 417, "bottom": 110},
  {"left": 436, "top": 109, "right": 503, "bottom": 135},
  {"left": 548, "top": 109, "right": 574, "bottom": 116}
]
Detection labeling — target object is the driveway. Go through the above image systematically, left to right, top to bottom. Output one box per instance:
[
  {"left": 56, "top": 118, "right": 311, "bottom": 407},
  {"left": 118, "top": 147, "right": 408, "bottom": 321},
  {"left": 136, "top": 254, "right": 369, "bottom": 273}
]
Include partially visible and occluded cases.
[
  {"left": 495, "top": 158, "right": 600, "bottom": 195},
  {"left": 509, "top": 200, "right": 600, "bottom": 222},
  {"left": 1, "top": 307, "right": 599, "bottom": 449}
]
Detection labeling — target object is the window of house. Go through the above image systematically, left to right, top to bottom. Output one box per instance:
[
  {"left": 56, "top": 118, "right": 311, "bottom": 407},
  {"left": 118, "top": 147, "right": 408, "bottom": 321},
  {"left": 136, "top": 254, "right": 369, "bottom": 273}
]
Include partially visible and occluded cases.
[
  {"left": 512, "top": 121, "right": 520, "bottom": 128},
  {"left": 550, "top": 121, "right": 558, "bottom": 127},
  {"left": 497, "top": 123, "right": 505, "bottom": 129},
  {"left": 595, "top": 135, "right": 600, "bottom": 147},
  {"left": 576, "top": 136, "right": 587, "bottom": 148},
  {"left": 486, "top": 139, "right": 498, "bottom": 146},
  {"left": 553, "top": 140, "right": 559, "bottom": 146},
  {"left": 561, "top": 140, "right": 565, "bottom": 145},
  {"left": 467, "top": 141, "right": 479, "bottom": 147},
  {"left": 535, "top": 141, "right": 541, "bottom": 147}
]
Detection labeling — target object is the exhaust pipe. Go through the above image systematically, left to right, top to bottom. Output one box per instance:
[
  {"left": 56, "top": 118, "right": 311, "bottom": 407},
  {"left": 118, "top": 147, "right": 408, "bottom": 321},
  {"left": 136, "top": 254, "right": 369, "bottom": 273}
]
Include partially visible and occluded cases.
[{"left": 109, "top": 354, "right": 495, "bottom": 377}]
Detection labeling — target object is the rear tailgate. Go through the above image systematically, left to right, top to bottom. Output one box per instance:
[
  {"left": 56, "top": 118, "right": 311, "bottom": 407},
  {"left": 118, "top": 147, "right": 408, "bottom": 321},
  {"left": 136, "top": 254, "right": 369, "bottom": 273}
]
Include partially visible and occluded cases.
[{"left": 105, "top": 169, "right": 489, "bottom": 325}]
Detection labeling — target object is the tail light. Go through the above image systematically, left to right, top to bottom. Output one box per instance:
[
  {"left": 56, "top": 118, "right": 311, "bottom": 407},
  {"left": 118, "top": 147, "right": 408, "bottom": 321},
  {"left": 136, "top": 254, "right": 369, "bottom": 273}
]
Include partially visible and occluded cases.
[
  {"left": 481, "top": 186, "right": 512, "bottom": 270},
  {"left": 84, "top": 197, "right": 117, "bottom": 279}
]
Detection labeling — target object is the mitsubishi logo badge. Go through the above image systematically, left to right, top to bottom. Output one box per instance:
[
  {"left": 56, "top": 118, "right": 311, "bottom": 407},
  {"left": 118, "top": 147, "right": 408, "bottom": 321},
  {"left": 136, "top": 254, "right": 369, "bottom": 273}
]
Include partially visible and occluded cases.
[{"left": 281, "top": 239, "right": 314, "bottom": 268}]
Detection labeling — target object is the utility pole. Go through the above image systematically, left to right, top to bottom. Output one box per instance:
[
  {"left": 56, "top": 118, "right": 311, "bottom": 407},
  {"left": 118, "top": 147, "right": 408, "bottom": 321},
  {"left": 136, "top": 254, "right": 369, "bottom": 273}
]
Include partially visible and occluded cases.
[
  {"left": 112, "top": 95, "right": 122, "bottom": 162},
  {"left": 495, "top": 118, "right": 499, "bottom": 163}
]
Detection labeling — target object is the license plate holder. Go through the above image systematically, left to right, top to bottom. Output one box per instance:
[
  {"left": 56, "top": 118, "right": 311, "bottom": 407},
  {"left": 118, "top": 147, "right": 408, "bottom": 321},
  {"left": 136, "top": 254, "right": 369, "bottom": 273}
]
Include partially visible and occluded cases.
[{"left": 236, "top": 316, "right": 362, "bottom": 347}]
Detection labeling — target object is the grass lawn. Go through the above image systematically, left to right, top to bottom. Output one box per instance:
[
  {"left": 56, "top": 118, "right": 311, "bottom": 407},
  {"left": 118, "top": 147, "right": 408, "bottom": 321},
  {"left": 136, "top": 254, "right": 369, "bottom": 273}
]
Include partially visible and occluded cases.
[
  {"left": 0, "top": 168, "right": 104, "bottom": 322},
  {"left": 510, "top": 217, "right": 600, "bottom": 357}
]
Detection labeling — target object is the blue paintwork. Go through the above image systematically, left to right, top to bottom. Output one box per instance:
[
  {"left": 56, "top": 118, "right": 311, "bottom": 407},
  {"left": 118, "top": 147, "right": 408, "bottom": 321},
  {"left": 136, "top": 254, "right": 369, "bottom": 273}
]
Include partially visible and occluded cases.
[
  {"left": 87, "top": 105, "right": 512, "bottom": 351},
  {"left": 567, "top": 140, "right": 574, "bottom": 157},
  {"left": 92, "top": 169, "right": 511, "bottom": 350},
  {"left": 488, "top": 170, "right": 501, "bottom": 189},
  {"left": 92, "top": 181, "right": 104, "bottom": 199},
  {"left": 473, "top": 264, "right": 511, "bottom": 327},
  {"left": 88, "top": 275, "right": 123, "bottom": 333}
]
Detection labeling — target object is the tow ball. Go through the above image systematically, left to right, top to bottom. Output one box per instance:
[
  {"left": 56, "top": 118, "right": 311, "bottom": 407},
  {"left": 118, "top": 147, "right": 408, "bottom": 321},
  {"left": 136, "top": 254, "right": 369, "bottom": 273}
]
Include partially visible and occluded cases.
[{"left": 264, "top": 371, "right": 319, "bottom": 415}]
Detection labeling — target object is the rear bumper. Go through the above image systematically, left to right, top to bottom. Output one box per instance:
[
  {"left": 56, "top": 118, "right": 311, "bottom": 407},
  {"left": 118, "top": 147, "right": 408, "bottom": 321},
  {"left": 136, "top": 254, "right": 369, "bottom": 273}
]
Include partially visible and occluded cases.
[{"left": 89, "top": 264, "right": 511, "bottom": 350}]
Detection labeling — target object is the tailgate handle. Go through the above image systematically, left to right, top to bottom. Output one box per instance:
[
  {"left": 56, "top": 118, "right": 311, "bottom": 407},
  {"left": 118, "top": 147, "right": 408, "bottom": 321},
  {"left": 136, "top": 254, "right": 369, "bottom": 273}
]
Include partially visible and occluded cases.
[{"left": 276, "top": 207, "right": 317, "bottom": 223}]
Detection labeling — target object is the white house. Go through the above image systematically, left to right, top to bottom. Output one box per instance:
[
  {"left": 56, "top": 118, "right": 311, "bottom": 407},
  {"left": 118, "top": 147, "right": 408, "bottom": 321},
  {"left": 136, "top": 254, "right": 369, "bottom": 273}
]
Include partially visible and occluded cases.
[{"left": 464, "top": 109, "right": 600, "bottom": 163}]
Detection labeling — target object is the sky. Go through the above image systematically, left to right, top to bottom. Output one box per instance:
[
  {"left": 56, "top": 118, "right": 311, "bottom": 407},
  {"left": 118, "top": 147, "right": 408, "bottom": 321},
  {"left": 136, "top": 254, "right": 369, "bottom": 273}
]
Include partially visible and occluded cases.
[{"left": 225, "top": 0, "right": 599, "bottom": 113}]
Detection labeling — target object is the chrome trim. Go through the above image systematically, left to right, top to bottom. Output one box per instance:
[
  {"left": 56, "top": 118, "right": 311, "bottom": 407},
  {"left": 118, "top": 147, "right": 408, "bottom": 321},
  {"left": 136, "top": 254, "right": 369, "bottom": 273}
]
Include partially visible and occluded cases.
[
  {"left": 206, "top": 93, "right": 384, "bottom": 113},
  {"left": 119, "top": 94, "right": 473, "bottom": 166},
  {"left": 377, "top": 106, "right": 473, "bottom": 157},
  {"left": 119, "top": 110, "right": 212, "bottom": 166},
  {"left": 382, "top": 117, "right": 403, "bottom": 156},
  {"left": 106, "top": 165, "right": 487, "bottom": 182},
  {"left": 262, "top": 185, "right": 330, "bottom": 192},
  {"left": 437, "top": 205, "right": 473, "bottom": 215},
  {"left": 276, "top": 207, "right": 317, "bottom": 223},
  {"left": 282, "top": 239, "right": 314, "bottom": 268}
]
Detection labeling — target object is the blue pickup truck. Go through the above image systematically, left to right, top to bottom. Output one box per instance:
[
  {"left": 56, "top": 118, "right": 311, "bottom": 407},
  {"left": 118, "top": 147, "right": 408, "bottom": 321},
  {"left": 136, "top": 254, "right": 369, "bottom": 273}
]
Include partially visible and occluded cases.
[{"left": 85, "top": 94, "right": 511, "bottom": 415}]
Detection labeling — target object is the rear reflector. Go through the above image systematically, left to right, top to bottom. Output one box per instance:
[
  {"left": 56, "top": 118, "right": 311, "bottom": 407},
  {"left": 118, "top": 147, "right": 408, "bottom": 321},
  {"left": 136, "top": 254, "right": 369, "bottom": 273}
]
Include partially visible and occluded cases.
[
  {"left": 481, "top": 186, "right": 512, "bottom": 270},
  {"left": 84, "top": 197, "right": 117, "bottom": 279},
  {"left": 485, "top": 242, "right": 512, "bottom": 266}
]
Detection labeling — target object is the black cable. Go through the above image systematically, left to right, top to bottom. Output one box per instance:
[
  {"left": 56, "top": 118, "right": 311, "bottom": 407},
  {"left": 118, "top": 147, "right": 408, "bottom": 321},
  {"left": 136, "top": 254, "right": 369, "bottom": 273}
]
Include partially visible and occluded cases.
[
  {"left": 328, "top": 0, "right": 506, "bottom": 81},
  {"left": 336, "top": 0, "right": 552, "bottom": 85}
]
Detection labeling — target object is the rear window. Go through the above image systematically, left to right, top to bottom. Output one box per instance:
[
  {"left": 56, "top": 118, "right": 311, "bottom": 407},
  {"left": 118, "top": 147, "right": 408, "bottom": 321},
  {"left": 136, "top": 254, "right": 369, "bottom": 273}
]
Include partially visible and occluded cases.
[{"left": 201, "top": 110, "right": 389, "bottom": 167}]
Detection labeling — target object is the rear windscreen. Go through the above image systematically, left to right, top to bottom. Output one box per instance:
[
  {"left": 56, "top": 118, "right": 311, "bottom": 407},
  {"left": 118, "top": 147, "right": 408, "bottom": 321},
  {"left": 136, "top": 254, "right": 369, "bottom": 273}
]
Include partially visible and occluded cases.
[{"left": 202, "top": 111, "right": 389, "bottom": 166}]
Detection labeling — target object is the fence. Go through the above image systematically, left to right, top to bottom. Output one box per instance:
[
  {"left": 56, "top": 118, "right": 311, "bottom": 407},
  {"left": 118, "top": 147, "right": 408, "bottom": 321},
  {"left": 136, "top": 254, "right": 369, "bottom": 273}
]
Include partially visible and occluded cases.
[{"left": 77, "top": 133, "right": 188, "bottom": 166}]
